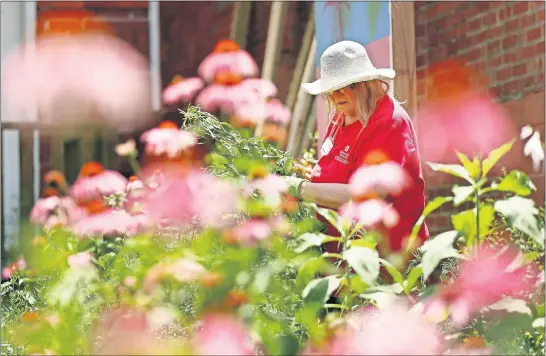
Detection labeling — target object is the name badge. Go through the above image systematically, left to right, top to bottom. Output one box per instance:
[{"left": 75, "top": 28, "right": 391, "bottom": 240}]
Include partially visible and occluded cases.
[{"left": 321, "top": 137, "right": 334, "bottom": 156}]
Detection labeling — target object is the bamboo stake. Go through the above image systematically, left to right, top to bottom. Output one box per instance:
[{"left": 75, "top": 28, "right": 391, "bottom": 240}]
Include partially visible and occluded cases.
[
  {"left": 255, "top": 1, "right": 287, "bottom": 138},
  {"left": 230, "top": 2, "right": 252, "bottom": 48},
  {"left": 285, "top": 8, "right": 315, "bottom": 112},
  {"left": 286, "top": 37, "right": 317, "bottom": 154},
  {"left": 295, "top": 96, "right": 317, "bottom": 157}
]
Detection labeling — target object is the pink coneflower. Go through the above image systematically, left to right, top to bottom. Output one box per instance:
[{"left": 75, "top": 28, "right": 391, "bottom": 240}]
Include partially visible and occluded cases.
[
  {"left": 1, "top": 33, "right": 152, "bottom": 132},
  {"left": 198, "top": 40, "right": 258, "bottom": 84},
  {"left": 162, "top": 76, "right": 205, "bottom": 105},
  {"left": 266, "top": 98, "right": 292, "bottom": 126},
  {"left": 140, "top": 125, "right": 197, "bottom": 159},
  {"left": 349, "top": 161, "right": 412, "bottom": 201},
  {"left": 70, "top": 170, "right": 128, "bottom": 204},
  {"left": 251, "top": 174, "right": 288, "bottom": 207},
  {"left": 30, "top": 196, "right": 87, "bottom": 227},
  {"left": 340, "top": 199, "right": 400, "bottom": 229},
  {"left": 71, "top": 209, "right": 150, "bottom": 238},
  {"left": 224, "top": 219, "right": 272, "bottom": 246},
  {"left": 424, "top": 244, "right": 539, "bottom": 326},
  {"left": 67, "top": 251, "right": 93, "bottom": 269},
  {"left": 1, "top": 257, "right": 26, "bottom": 280},
  {"left": 319, "top": 300, "right": 443, "bottom": 355},
  {"left": 192, "top": 313, "right": 254, "bottom": 355}
]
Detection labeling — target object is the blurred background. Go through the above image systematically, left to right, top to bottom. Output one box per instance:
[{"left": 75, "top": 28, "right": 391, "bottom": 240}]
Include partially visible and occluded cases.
[{"left": 1, "top": 0, "right": 544, "bottom": 265}]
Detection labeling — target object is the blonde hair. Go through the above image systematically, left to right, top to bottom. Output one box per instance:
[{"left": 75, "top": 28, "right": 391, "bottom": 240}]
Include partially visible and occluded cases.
[{"left": 325, "top": 80, "right": 394, "bottom": 128}]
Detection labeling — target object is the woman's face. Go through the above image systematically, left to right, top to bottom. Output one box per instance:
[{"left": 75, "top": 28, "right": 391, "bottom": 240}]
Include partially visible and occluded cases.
[{"left": 327, "top": 84, "right": 356, "bottom": 116}]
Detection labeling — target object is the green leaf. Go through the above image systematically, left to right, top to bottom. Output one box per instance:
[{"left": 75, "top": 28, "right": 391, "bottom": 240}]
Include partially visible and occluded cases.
[
  {"left": 481, "top": 140, "right": 514, "bottom": 177},
  {"left": 456, "top": 151, "right": 481, "bottom": 180},
  {"left": 427, "top": 162, "right": 473, "bottom": 183},
  {"left": 491, "top": 170, "right": 537, "bottom": 197},
  {"left": 452, "top": 185, "right": 475, "bottom": 206},
  {"left": 407, "top": 196, "right": 453, "bottom": 252},
  {"left": 495, "top": 196, "right": 543, "bottom": 247},
  {"left": 451, "top": 204, "right": 495, "bottom": 245},
  {"left": 313, "top": 205, "right": 342, "bottom": 232},
  {"left": 418, "top": 230, "right": 461, "bottom": 280},
  {"left": 292, "top": 233, "right": 328, "bottom": 253},
  {"left": 347, "top": 234, "right": 377, "bottom": 249},
  {"left": 342, "top": 247, "right": 380, "bottom": 286},
  {"left": 524, "top": 251, "right": 542, "bottom": 263},
  {"left": 296, "top": 257, "right": 326, "bottom": 289},
  {"left": 379, "top": 258, "right": 404, "bottom": 285},
  {"left": 404, "top": 266, "right": 423, "bottom": 294},
  {"left": 349, "top": 275, "right": 367, "bottom": 294},
  {"left": 302, "top": 276, "right": 340, "bottom": 304},
  {"left": 360, "top": 284, "right": 403, "bottom": 308},
  {"left": 486, "top": 297, "right": 532, "bottom": 316},
  {"left": 532, "top": 317, "right": 544, "bottom": 328}
]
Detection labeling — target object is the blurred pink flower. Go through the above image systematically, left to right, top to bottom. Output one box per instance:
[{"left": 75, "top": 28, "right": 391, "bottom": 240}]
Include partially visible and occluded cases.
[
  {"left": 1, "top": 34, "right": 151, "bottom": 132},
  {"left": 198, "top": 50, "right": 258, "bottom": 83},
  {"left": 162, "top": 77, "right": 205, "bottom": 105},
  {"left": 239, "top": 78, "right": 277, "bottom": 98},
  {"left": 195, "top": 84, "right": 230, "bottom": 112},
  {"left": 418, "top": 92, "right": 515, "bottom": 164},
  {"left": 266, "top": 98, "right": 292, "bottom": 126},
  {"left": 233, "top": 101, "right": 268, "bottom": 127},
  {"left": 140, "top": 127, "right": 197, "bottom": 159},
  {"left": 349, "top": 161, "right": 412, "bottom": 200},
  {"left": 141, "top": 167, "right": 238, "bottom": 228},
  {"left": 70, "top": 170, "right": 128, "bottom": 203},
  {"left": 251, "top": 174, "right": 288, "bottom": 206},
  {"left": 30, "top": 196, "right": 87, "bottom": 227},
  {"left": 340, "top": 199, "right": 400, "bottom": 229},
  {"left": 71, "top": 209, "right": 150, "bottom": 238},
  {"left": 226, "top": 219, "right": 272, "bottom": 246},
  {"left": 424, "top": 244, "right": 538, "bottom": 326},
  {"left": 67, "top": 251, "right": 93, "bottom": 268},
  {"left": 1, "top": 257, "right": 26, "bottom": 280},
  {"left": 167, "top": 258, "right": 207, "bottom": 282},
  {"left": 323, "top": 301, "right": 442, "bottom": 355},
  {"left": 193, "top": 313, "right": 254, "bottom": 355}
]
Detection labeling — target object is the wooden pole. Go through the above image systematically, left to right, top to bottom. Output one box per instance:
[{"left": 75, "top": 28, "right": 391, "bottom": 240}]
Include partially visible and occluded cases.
[
  {"left": 255, "top": 1, "right": 287, "bottom": 137},
  {"left": 391, "top": 1, "right": 417, "bottom": 123},
  {"left": 230, "top": 2, "right": 252, "bottom": 48},
  {"left": 285, "top": 8, "right": 315, "bottom": 112},
  {"left": 286, "top": 37, "right": 317, "bottom": 154},
  {"left": 295, "top": 96, "right": 317, "bottom": 157}
]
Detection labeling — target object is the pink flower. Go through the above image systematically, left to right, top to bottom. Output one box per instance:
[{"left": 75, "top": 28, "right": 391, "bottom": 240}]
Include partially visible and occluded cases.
[
  {"left": 1, "top": 34, "right": 152, "bottom": 133},
  {"left": 198, "top": 50, "right": 258, "bottom": 83},
  {"left": 162, "top": 77, "right": 205, "bottom": 105},
  {"left": 239, "top": 78, "right": 278, "bottom": 98},
  {"left": 194, "top": 84, "right": 230, "bottom": 112},
  {"left": 418, "top": 92, "right": 515, "bottom": 164},
  {"left": 266, "top": 98, "right": 292, "bottom": 125},
  {"left": 233, "top": 101, "right": 268, "bottom": 127},
  {"left": 140, "top": 127, "right": 197, "bottom": 158},
  {"left": 349, "top": 161, "right": 412, "bottom": 200},
  {"left": 141, "top": 167, "right": 238, "bottom": 228},
  {"left": 70, "top": 170, "right": 128, "bottom": 203},
  {"left": 251, "top": 174, "right": 288, "bottom": 207},
  {"left": 30, "top": 196, "right": 87, "bottom": 227},
  {"left": 340, "top": 199, "right": 400, "bottom": 229},
  {"left": 71, "top": 209, "right": 150, "bottom": 238},
  {"left": 226, "top": 219, "right": 272, "bottom": 246},
  {"left": 424, "top": 244, "right": 539, "bottom": 326},
  {"left": 67, "top": 251, "right": 93, "bottom": 268},
  {"left": 1, "top": 257, "right": 26, "bottom": 280},
  {"left": 167, "top": 258, "right": 207, "bottom": 282},
  {"left": 322, "top": 301, "right": 443, "bottom": 355},
  {"left": 193, "top": 313, "right": 254, "bottom": 355}
]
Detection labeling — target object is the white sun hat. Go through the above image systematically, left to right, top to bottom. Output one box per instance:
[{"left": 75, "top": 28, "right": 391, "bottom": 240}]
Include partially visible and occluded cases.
[{"left": 302, "top": 40, "right": 396, "bottom": 96}]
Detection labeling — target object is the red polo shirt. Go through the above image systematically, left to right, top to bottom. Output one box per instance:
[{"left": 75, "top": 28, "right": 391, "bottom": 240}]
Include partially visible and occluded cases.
[{"left": 310, "top": 95, "right": 429, "bottom": 252}]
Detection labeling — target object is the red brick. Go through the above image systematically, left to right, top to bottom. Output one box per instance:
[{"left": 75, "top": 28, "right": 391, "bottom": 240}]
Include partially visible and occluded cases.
[
  {"left": 513, "top": 2, "right": 529, "bottom": 16},
  {"left": 498, "top": 6, "right": 512, "bottom": 21},
  {"left": 537, "top": 9, "right": 545, "bottom": 22},
  {"left": 467, "top": 18, "right": 482, "bottom": 32},
  {"left": 505, "top": 18, "right": 521, "bottom": 33},
  {"left": 527, "top": 27, "right": 543, "bottom": 42},
  {"left": 502, "top": 34, "right": 518, "bottom": 50},
  {"left": 488, "top": 40, "right": 501, "bottom": 54},
  {"left": 517, "top": 45, "right": 537, "bottom": 61},
  {"left": 513, "top": 63, "right": 527, "bottom": 77},
  {"left": 496, "top": 67, "right": 511, "bottom": 82}
]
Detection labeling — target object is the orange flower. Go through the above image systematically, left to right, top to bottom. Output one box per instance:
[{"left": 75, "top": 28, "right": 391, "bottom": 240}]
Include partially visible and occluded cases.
[
  {"left": 37, "top": 9, "right": 113, "bottom": 37},
  {"left": 213, "top": 39, "right": 240, "bottom": 53},
  {"left": 214, "top": 71, "right": 243, "bottom": 86},
  {"left": 169, "top": 74, "right": 184, "bottom": 85},
  {"left": 157, "top": 120, "right": 179, "bottom": 129},
  {"left": 262, "top": 123, "right": 287, "bottom": 146},
  {"left": 362, "top": 150, "right": 390, "bottom": 166},
  {"left": 79, "top": 161, "right": 105, "bottom": 178},
  {"left": 43, "top": 170, "right": 68, "bottom": 196},
  {"left": 81, "top": 199, "right": 108, "bottom": 215},
  {"left": 200, "top": 272, "right": 224, "bottom": 287},
  {"left": 224, "top": 290, "right": 249, "bottom": 308},
  {"left": 22, "top": 311, "right": 40, "bottom": 322},
  {"left": 463, "top": 336, "right": 487, "bottom": 348}
]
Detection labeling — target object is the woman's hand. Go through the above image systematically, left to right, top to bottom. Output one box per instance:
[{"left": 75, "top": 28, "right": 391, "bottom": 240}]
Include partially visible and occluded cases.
[
  {"left": 293, "top": 162, "right": 312, "bottom": 180},
  {"left": 283, "top": 175, "right": 306, "bottom": 199}
]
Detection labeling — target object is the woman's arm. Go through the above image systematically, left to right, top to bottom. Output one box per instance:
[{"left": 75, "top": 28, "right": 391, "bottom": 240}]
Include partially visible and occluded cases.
[{"left": 299, "top": 181, "right": 351, "bottom": 209}]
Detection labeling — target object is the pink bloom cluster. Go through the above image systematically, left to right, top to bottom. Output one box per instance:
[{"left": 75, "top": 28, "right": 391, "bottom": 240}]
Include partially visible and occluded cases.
[
  {"left": 1, "top": 33, "right": 152, "bottom": 133},
  {"left": 140, "top": 127, "right": 198, "bottom": 159},
  {"left": 69, "top": 170, "right": 128, "bottom": 203},
  {"left": 30, "top": 195, "right": 87, "bottom": 228},
  {"left": 71, "top": 209, "right": 151, "bottom": 238},
  {"left": 424, "top": 244, "right": 539, "bottom": 326},
  {"left": 303, "top": 300, "right": 443, "bottom": 355},
  {"left": 192, "top": 313, "right": 254, "bottom": 355}
]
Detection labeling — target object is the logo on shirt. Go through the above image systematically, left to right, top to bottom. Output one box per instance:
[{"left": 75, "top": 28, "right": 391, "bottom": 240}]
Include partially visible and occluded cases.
[
  {"left": 403, "top": 133, "right": 416, "bottom": 153},
  {"left": 335, "top": 146, "right": 350, "bottom": 165}
]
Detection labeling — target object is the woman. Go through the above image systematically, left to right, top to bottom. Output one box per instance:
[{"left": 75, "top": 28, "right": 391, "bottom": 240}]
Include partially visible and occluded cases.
[{"left": 286, "top": 40, "right": 429, "bottom": 252}]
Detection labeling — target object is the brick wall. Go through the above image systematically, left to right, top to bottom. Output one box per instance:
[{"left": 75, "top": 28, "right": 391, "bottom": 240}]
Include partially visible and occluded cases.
[{"left": 414, "top": 1, "right": 545, "bottom": 234}]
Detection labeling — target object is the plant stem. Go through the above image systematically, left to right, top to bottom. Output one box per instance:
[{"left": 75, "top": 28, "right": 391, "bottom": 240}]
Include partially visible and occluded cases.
[
  {"left": 128, "top": 156, "right": 141, "bottom": 176},
  {"left": 322, "top": 252, "right": 343, "bottom": 260},
  {"left": 324, "top": 303, "right": 349, "bottom": 310}
]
